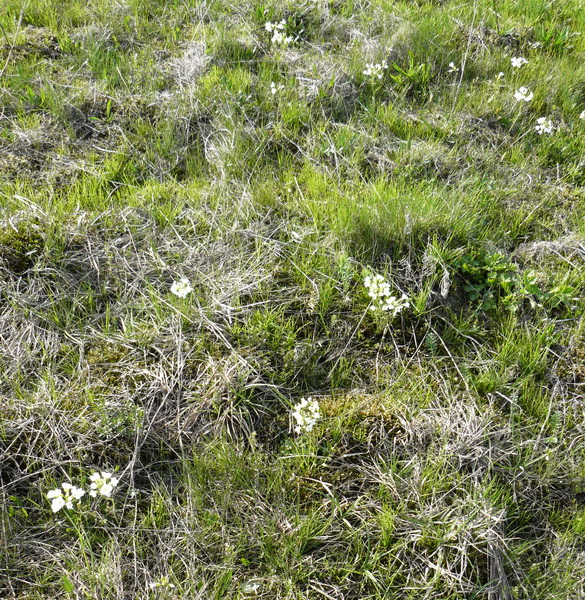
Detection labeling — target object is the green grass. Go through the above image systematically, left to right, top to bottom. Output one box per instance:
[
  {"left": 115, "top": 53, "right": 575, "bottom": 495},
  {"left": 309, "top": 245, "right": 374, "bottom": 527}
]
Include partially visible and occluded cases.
[{"left": 2, "top": 0, "right": 585, "bottom": 598}]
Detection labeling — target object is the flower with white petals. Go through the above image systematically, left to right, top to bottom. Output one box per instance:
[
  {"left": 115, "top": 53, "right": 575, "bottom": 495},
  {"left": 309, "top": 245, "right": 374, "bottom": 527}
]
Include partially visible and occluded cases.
[
  {"left": 265, "top": 20, "right": 293, "bottom": 45},
  {"left": 265, "top": 20, "right": 284, "bottom": 33},
  {"left": 271, "top": 30, "right": 293, "bottom": 45},
  {"left": 511, "top": 56, "right": 528, "bottom": 68},
  {"left": 363, "top": 62, "right": 388, "bottom": 79},
  {"left": 447, "top": 62, "right": 459, "bottom": 73},
  {"left": 270, "top": 81, "right": 285, "bottom": 95},
  {"left": 514, "top": 87, "right": 533, "bottom": 102},
  {"left": 580, "top": 110, "right": 585, "bottom": 120},
  {"left": 534, "top": 116, "right": 555, "bottom": 135},
  {"left": 364, "top": 274, "right": 410, "bottom": 316},
  {"left": 364, "top": 274, "right": 391, "bottom": 302},
  {"left": 170, "top": 278, "right": 192, "bottom": 298},
  {"left": 378, "top": 293, "right": 411, "bottom": 316},
  {"left": 292, "top": 397, "right": 321, "bottom": 434},
  {"left": 89, "top": 471, "right": 119, "bottom": 498},
  {"left": 46, "top": 483, "right": 85, "bottom": 513},
  {"left": 47, "top": 489, "right": 66, "bottom": 513},
  {"left": 149, "top": 577, "right": 176, "bottom": 590}
]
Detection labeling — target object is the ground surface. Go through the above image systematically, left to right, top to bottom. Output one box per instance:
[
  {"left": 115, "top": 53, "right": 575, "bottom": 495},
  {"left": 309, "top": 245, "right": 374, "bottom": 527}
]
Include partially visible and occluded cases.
[{"left": 1, "top": 0, "right": 585, "bottom": 598}]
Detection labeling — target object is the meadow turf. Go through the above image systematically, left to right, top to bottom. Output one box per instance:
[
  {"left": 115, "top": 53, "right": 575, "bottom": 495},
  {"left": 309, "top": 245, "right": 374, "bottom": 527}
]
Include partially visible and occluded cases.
[{"left": 2, "top": 0, "right": 585, "bottom": 598}]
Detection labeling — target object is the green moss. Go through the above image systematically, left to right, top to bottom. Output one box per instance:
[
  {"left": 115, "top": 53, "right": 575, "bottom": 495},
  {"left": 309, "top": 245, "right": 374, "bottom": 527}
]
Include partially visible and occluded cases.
[{"left": 0, "top": 224, "right": 44, "bottom": 275}]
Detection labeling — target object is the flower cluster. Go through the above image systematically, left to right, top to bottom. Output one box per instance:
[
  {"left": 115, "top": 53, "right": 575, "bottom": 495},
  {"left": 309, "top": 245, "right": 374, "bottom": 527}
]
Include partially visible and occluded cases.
[
  {"left": 265, "top": 20, "right": 293, "bottom": 45},
  {"left": 511, "top": 56, "right": 528, "bottom": 68},
  {"left": 509, "top": 58, "right": 562, "bottom": 136},
  {"left": 363, "top": 61, "right": 388, "bottom": 79},
  {"left": 270, "top": 81, "right": 285, "bottom": 95},
  {"left": 514, "top": 87, "right": 533, "bottom": 102},
  {"left": 534, "top": 116, "right": 555, "bottom": 135},
  {"left": 364, "top": 274, "right": 410, "bottom": 315},
  {"left": 170, "top": 278, "right": 193, "bottom": 298},
  {"left": 378, "top": 293, "right": 411, "bottom": 315},
  {"left": 292, "top": 397, "right": 321, "bottom": 434},
  {"left": 47, "top": 471, "right": 119, "bottom": 513},
  {"left": 89, "top": 471, "right": 119, "bottom": 498},
  {"left": 47, "top": 483, "right": 85, "bottom": 513},
  {"left": 149, "top": 577, "right": 176, "bottom": 590}
]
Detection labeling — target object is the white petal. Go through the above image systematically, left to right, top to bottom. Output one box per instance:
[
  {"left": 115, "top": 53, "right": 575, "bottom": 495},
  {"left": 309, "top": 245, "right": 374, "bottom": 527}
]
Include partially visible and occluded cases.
[{"left": 52, "top": 498, "right": 65, "bottom": 512}]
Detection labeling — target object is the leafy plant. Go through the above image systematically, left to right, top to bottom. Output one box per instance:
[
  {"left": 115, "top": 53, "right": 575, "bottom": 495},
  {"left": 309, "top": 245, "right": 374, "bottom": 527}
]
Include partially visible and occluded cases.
[
  {"left": 390, "top": 52, "right": 431, "bottom": 95},
  {"left": 453, "top": 249, "right": 578, "bottom": 312},
  {"left": 453, "top": 250, "right": 517, "bottom": 310}
]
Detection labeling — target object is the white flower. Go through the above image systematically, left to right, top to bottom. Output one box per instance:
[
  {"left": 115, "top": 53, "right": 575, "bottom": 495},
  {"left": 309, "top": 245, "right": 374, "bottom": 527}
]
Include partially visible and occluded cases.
[
  {"left": 264, "top": 20, "right": 284, "bottom": 33},
  {"left": 266, "top": 20, "right": 292, "bottom": 45},
  {"left": 271, "top": 31, "right": 293, "bottom": 45},
  {"left": 511, "top": 56, "right": 528, "bottom": 68},
  {"left": 363, "top": 61, "right": 388, "bottom": 79},
  {"left": 447, "top": 62, "right": 459, "bottom": 73},
  {"left": 496, "top": 72, "right": 505, "bottom": 79},
  {"left": 270, "top": 81, "right": 284, "bottom": 95},
  {"left": 514, "top": 87, "right": 533, "bottom": 102},
  {"left": 580, "top": 110, "right": 585, "bottom": 120},
  {"left": 534, "top": 116, "right": 555, "bottom": 135},
  {"left": 364, "top": 274, "right": 410, "bottom": 315},
  {"left": 364, "top": 274, "right": 391, "bottom": 301},
  {"left": 170, "top": 278, "right": 192, "bottom": 298},
  {"left": 379, "top": 293, "right": 410, "bottom": 317},
  {"left": 292, "top": 397, "right": 321, "bottom": 434},
  {"left": 89, "top": 471, "right": 119, "bottom": 498},
  {"left": 46, "top": 483, "right": 86, "bottom": 513},
  {"left": 47, "top": 489, "right": 66, "bottom": 513},
  {"left": 149, "top": 577, "right": 176, "bottom": 589}
]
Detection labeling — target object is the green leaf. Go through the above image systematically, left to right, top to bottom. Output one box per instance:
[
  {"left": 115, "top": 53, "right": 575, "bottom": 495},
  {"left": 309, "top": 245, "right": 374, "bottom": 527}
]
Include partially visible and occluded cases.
[{"left": 61, "top": 576, "right": 74, "bottom": 594}]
